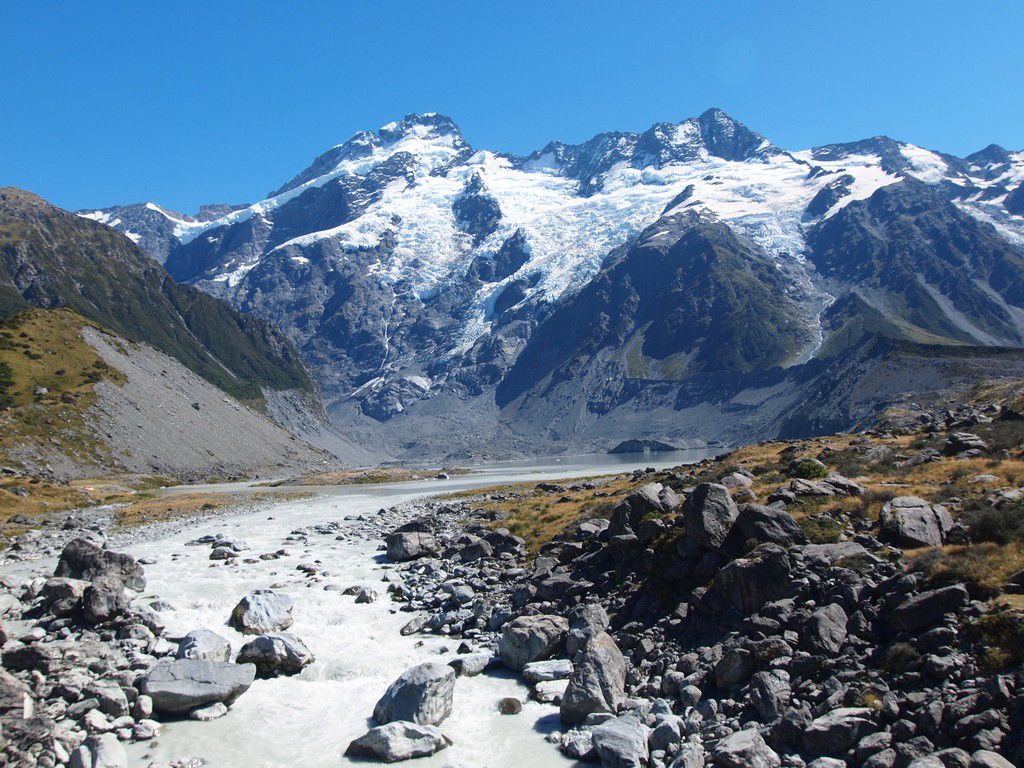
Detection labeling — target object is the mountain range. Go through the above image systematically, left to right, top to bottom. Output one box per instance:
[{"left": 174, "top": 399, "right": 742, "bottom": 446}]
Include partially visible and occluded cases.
[{"left": 78, "top": 109, "right": 1024, "bottom": 459}]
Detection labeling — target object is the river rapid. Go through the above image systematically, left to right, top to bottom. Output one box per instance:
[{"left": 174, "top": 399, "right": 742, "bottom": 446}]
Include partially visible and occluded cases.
[{"left": 109, "top": 450, "right": 708, "bottom": 767}]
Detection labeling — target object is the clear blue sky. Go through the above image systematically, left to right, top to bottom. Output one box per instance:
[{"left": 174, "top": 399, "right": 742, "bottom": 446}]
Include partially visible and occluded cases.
[{"left": 3, "top": 1, "right": 1022, "bottom": 213}]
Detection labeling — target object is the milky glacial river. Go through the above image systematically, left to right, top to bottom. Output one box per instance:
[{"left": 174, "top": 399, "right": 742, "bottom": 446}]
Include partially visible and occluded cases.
[{"left": 116, "top": 450, "right": 709, "bottom": 767}]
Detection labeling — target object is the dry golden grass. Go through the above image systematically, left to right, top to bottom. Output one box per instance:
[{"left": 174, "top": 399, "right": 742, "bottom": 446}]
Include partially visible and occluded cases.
[{"left": 262, "top": 466, "right": 471, "bottom": 487}]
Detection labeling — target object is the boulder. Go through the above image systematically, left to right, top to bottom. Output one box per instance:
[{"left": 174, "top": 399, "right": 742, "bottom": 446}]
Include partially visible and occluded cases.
[
  {"left": 944, "top": 432, "right": 990, "bottom": 455},
  {"left": 721, "top": 471, "right": 754, "bottom": 489},
  {"left": 682, "top": 483, "right": 738, "bottom": 550},
  {"left": 879, "top": 497, "right": 954, "bottom": 549},
  {"left": 734, "top": 504, "right": 807, "bottom": 547},
  {"left": 385, "top": 531, "right": 439, "bottom": 562},
  {"left": 55, "top": 538, "right": 145, "bottom": 591},
  {"left": 712, "top": 543, "right": 792, "bottom": 615},
  {"left": 40, "top": 576, "right": 88, "bottom": 616},
  {"left": 81, "top": 576, "right": 129, "bottom": 625},
  {"left": 891, "top": 585, "right": 969, "bottom": 633},
  {"left": 228, "top": 590, "right": 294, "bottom": 634},
  {"left": 567, "top": 603, "right": 610, "bottom": 656},
  {"left": 803, "top": 603, "right": 848, "bottom": 654},
  {"left": 498, "top": 614, "right": 568, "bottom": 671},
  {"left": 176, "top": 629, "right": 232, "bottom": 662},
  {"left": 560, "top": 632, "right": 628, "bottom": 725},
  {"left": 236, "top": 633, "right": 314, "bottom": 677},
  {"left": 714, "top": 647, "right": 754, "bottom": 688},
  {"left": 448, "top": 653, "right": 491, "bottom": 677},
  {"left": 139, "top": 658, "right": 256, "bottom": 714},
  {"left": 523, "top": 658, "right": 574, "bottom": 683},
  {"left": 373, "top": 662, "right": 456, "bottom": 726},
  {"left": 749, "top": 670, "right": 791, "bottom": 721},
  {"left": 498, "top": 697, "right": 522, "bottom": 714},
  {"left": 189, "top": 701, "right": 228, "bottom": 720},
  {"left": 803, "top": 708, "right": 876, "bottom": 756},
  {"left": 590, "top": 714, "right": 650, "bottom": 768},
  {"left": 345, "top": 722, "right": 451, "bottom": 763},
  {"left": 713, "top": 729, "right": 781, "bottom": 768},
  {"left": 69, "top": 733, "right": 127, "bottom": 768},
  {"left": 969, "top": 751, "right": 1014, "bottom": 768}
]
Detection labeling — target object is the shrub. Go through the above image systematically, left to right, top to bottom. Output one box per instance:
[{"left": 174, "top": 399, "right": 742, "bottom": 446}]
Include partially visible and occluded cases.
[
  {"left": 792, "top": 460, "right": 829, "bottom": 480},
  {"left": 961, "top": 499, "right": 1024, "bottom": 544},
  {"left": 799, "top": 515, "right": 844, "bottom": 544},
  {"left": 967, "top": 610, "right": 1024, "bottom": 672},
  {"left": 882, "top": 642, "right": 921, "bottom": 673}
]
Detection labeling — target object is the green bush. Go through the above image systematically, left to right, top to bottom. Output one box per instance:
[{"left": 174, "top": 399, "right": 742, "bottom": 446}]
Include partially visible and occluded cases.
[
  {"left": 792, "top": 460, "right": 829, "bottom": 479},
  {"left": 961, "top": 499, "right": 1024, "bottom": 544},
  {"left": 799, "top": 515, "right": 844, "bottom": 544},
  {"left": 968, "top": 611, "right": 1024, "bottom": 671},
  {"left": 882, "top": 642, "right": 921, "bottom": 673}
]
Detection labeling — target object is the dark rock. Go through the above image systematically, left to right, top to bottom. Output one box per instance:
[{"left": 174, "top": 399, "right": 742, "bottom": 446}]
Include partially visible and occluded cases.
[
  {"left": 55, "top": 538, "right": 145, "bottom": 591},
  {"left": 560, "top": 632, "right": 628, "bottom": 725},
  {"left": 236, "top": 633, "right": 314, "bottom": 677},
  {"left": 139, "top": 658, "right": 256, "bottom": 714}
]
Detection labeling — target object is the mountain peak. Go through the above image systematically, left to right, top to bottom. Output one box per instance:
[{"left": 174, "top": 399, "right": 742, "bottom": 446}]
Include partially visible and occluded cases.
[{"left": 379, "top": 112, "right": 463, "bottom": 143}]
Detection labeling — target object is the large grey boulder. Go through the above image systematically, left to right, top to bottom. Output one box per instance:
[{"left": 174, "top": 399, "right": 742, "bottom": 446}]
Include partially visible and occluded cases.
[
  {"left": 682, "top": 483, "right": 738, "bottom": 550},
  {"left": 879, "top": 497, "right": 953, "bottom": 548},
  {"left": 735, "top": 504, "right": 807, "bottom": 547},
  {"left": 385, "top": 531, "right": 439, "bottom": 562},
  {"left": 55, "top": 538, "right": 145, "bottom": 591},
  {"left": 712, "top": 543, "right": 792, "bottom": 615},
  {"left": 81, "top": 576, "right": 129, "bottom": 625},
  {"left": 891, "top": 585, "right": 969, "bottom": 633},
  {"left": 228, "top": 590, "right": 294, "bottom": 634},
  {"left": 567, "top": 603, "right": 610, "bottom": 656},
  {"left": 803, "top": 604, "right": 848, "bottom": 654},
  {"left": 498, "top": 614, "right": 568, "bottom": 670},
  {"left": 177, "top": 629, "right": 232, "bottom": 662},
  {"left": 560, "top": 632, "right": 628, "bottom": 725},
  {"left": 236, "top": 633, "right": 314, "bottom": 677},
  {"left": 139, "top": 658, "right": 256, "bottom": 714},
  {"left": 523, "top": 658, "right": 574, "bottom": 683},
  {"left": 373, "top": 662, "right": 456, "bottom": 726},
  {"left": 749, "top": 670, "right": 791, "bottom": 721},
  {"left": 803, "top": 707, "right": 876, "bottom": 756},
  {"left": 591, "top": 714, "right": 650, "bottom": 768},
  {"left": 345, "top": 721, "right": 451, "bottom": 762},
  {"left": 713, "top": 729, "right": 781, "bottom": 768},
  {"left": 69, "top": 733, "right": 127, "bottom": 768},
  {"left": 969, "top": 750, "right": 1015, "bottom": 768}
]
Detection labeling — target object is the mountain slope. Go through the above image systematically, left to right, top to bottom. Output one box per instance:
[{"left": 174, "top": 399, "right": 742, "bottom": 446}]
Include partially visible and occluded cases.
[
  {"left": 83, "top": 111, "right": 1024, "bottom": 456},
  {"left": 0, "top": 187, "right": 314, "bottom": 404}
]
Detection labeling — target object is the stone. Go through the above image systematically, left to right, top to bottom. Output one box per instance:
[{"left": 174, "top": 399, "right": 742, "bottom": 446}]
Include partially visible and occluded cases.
[
  {"left": 944, "top": 433, "right": 990, "bottom": 455},
  {"left": 721, "top": 472, "right": 754, "bottom": 489},
  {"left": 681, "top": 483, "right": 739, "bottom": 550},
  {"left": 879, "top": 497, "right": 954, "bottom": 549},
  {"left": 734, "top": 504, "right": 807, "bottom": 547},
  {"left": 385, "top": 531, "right": 439, "bottom": 562},
  {"left": 55, "top": 539, "right": 145, "bottom": 591},
  {"left": 712, "top": 543, "right": 792, "bottom": 615},
  {"left": 81, "top": 577, "right": 129, "bottom": 625},
  {"left": 891, "top": 585, "right": 969, "bottom": 633},
  {"left": 355, "top": 587, "right": 378, "bottom": 604},
  {"left": 228, "top": 590, "right": 294, "bottom": 634},
  {"left": 567, "top": 603, "right": 610, "bottom": 656},
  {"left": 803, "top": 603, "right": 848, "bottom": 654},
  {"left": 498, "top": 614, "right": 568, "bottom": 670},
  {"left": 176, "top": 629, "right": 232, "bottom": 662},
  {"left": 560, "top": 632, "right": 628, "bottom": 725},
  {"left": 236, "top": 633, "right": 314, "bottom": 677},
  {"left": 715, "top": 647, "right": 754, "bottom": 688},
  {"left": 448, "top": 653, "right": 491, "bottom": 677},
  {"left": 139, "top": 658, "right": 256, "bottom": 714},
  {"left": 523, "top": 658, "right": 574, "bottom": 683},
  {"left": 373, "top": 662, "right": 456, "bottom": 726},
  {"left": 749, "top": 670, "right": 791, "bottom": 721},
  {"left": 83, "top": 679, "right": 129, "bottom": 718},
  {"left": 532, "top": 679, "right": 569, "bottom": 703},
  {"left": 498, "top": 697, "right": 522, "bottom": 714},
  {"left": 189, "top": 701, "right": 228, "bottom": 721},
  {"left": 803, "top": 708, "right": 876, "bottom": 756},
  {"left": 590, "top": 714, "right": 650, "bottom": 768},
  {"left": 345, "top": 722, "right": 451, "bottom": 763},
  {"left": 561, "top": 728, "right": 596, "bottom": 761},
  {"left": 713, "top": 729, "right": 781, "bottom": 768},
  {"left": 68, "top": 733, "right": 126, "bottom": 768},
  {"left": 670, "top": 742, "right": 706, "bottom": 768},
  {"left": 969, "top": 752, "right": 1014, "bottom": 768}
]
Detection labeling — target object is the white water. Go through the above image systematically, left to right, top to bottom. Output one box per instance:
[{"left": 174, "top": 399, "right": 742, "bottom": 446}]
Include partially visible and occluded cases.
[{"left": 99, "top": 450, "right": 709, "bottom": 767}]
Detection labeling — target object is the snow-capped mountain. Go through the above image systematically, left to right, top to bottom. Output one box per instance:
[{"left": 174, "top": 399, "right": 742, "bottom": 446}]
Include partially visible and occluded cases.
[{"left": 82, "top": 109, "right": 1024, "bottom": 459}]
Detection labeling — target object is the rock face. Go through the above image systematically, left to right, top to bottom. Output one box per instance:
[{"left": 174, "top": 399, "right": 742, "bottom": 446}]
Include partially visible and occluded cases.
[
  {"left": 682, "top": 483, "right": 739, "bottom": 549},
  {"left": 879, "top": 496, "right": 953, "bottom": 548},
  {"left": 385, "top": 531, "right": 439, "bottom": 562},
  {"left": 55, "top": 539, "right": 145, "bottom": 591},
  {"left": 228, "top": 590, "right": 294, "bottom": 634},
  {"left": 498, "top": 614, "right": 569, "bottom": 670},
  {"left": 176, "top": 629, "right": 232, "bottom": 662},
  {"left": 560, "top": 632, "right": 628, "bottom": 724},
  {"left": 236, "top": 633, "right": 314, "bottom": 678},
  {"left": 139, "top": 658, "right": 256, "bottom": 714},
  {"left": 372, "top": 662, "right": 456, "bottom": 726},
  {"left": 590, "top": 714, "right": 651, "bottom": 768},
  {"left": 345, "top": 722, "right": 451, "bottom": 763},
  {"left": 713, "top": 729, "right": 781, "bottom": 768}
]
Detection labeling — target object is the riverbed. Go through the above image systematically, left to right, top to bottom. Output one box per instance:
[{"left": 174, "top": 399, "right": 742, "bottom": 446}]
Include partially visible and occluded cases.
[{"left": 108, "top": 450, "right": 708, "bottom": 767}]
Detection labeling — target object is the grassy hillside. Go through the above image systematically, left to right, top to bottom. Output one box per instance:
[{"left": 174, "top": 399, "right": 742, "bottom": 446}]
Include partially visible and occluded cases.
[{"left": 0, "top": 187, "right": 313, "bottom": 403}]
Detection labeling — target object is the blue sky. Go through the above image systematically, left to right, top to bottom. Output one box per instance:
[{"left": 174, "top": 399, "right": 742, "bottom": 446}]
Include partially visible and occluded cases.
[{"left": 3, "top": 1, "right": 1022, "bottom": 213}]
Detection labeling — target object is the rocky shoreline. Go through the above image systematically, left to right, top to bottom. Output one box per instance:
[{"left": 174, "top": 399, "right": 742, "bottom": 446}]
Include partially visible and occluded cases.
[{"left": 2, "top": 428, "right": 1024, "bottom": 768}]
